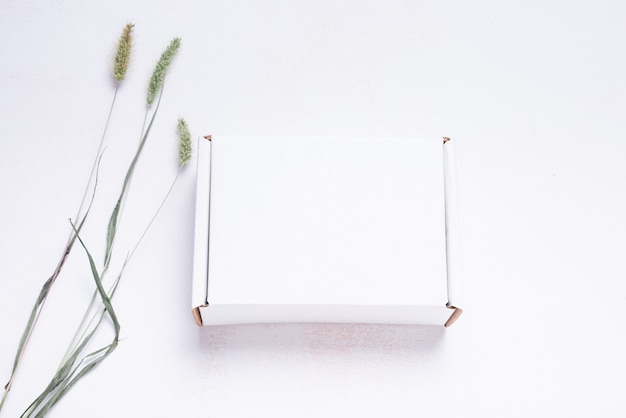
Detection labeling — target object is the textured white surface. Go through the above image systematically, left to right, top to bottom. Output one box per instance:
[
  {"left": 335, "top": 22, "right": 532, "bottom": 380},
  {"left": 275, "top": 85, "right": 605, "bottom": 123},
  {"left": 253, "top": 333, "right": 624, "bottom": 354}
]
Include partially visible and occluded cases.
[{"left": 1, "top": 1, "right": 626, "bottom": 417}]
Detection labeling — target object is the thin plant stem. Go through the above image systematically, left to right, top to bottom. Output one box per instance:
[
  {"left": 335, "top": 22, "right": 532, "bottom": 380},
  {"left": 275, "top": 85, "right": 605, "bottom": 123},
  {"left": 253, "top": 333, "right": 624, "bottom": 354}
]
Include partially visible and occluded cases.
[
  {"left": 75, "top": 85, "right": 120, "bottom": 224},
  {"left": 103, "top": 87, "right": 164, "bottom": 271},
  {"left": 0, "top": 88, "right": 117, "bottom": 412},
  {"left": 57, "top": 90, "right": 147, "bottom": 368},
  {"left": 60, "top": 92, "right": 162, "bottom": 369},
  {"left": 108, "top": 106, "right": 149, "bottom": 246},
  {"left": 140, "top": 108, "right": 149, "bottom": 143},
  {"left": 60, "top": 165, "right": 182, "bottom": 368},
  {"left": 129, "top": 168, "right": 181, "bottom": 260},
  {"left": 21, "top": 223, "right": 121, "bottom": 418},
  {"left": 57, "top": 291, "right": 99, "bottom": 368}
]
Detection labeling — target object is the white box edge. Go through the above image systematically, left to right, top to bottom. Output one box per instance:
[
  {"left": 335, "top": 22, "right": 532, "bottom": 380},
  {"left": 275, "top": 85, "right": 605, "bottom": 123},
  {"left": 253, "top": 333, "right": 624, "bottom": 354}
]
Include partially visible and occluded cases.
[
  {"left": 192, "top": 136, "right": 211, "bottom": 323},
  {"left": 443, "top": 137, "right": 463, "bottom": 311}
]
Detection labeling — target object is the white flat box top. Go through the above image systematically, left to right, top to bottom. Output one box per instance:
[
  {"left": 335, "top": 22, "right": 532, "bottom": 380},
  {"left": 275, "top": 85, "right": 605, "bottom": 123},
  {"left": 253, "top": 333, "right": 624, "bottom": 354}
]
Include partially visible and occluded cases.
[{"left": 192, "top": 135, "right": 461, "bottom": 326}]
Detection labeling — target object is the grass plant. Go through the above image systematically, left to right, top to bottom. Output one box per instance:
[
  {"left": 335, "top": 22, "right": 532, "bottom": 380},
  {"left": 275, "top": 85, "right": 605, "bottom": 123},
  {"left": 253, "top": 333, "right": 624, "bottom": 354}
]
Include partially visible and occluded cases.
[
  {"left": 0, "top": 23, "right": 135, "bottom": 412},
  {"left": 0, "top": 24, "right": 191, "bottom": 417}
]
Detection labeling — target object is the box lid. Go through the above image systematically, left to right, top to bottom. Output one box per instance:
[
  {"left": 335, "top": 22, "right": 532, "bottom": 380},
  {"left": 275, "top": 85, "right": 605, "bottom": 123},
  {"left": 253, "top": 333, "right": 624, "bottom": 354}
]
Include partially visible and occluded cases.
[{"left": 193, "top": 135, "right": 462, "bottom": 326}]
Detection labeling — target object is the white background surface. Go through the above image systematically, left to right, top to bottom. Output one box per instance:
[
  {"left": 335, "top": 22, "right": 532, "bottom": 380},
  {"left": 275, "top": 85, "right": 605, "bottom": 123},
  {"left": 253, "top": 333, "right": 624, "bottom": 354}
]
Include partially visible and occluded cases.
[{"left": 0, "top": 1, "right": 625, "bottom": 417}]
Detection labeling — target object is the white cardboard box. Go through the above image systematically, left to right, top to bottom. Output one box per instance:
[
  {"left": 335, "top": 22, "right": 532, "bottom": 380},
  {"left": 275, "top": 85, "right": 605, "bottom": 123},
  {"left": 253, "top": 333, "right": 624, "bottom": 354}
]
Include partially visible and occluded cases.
[{"left": 192, "top": 135, "right": 462, "bottom": 327}]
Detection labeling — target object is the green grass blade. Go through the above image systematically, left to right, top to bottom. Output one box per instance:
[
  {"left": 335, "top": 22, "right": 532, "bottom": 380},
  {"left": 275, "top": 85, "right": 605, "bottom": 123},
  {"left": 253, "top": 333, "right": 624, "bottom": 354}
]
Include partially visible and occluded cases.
[
  {"left": 103, "top": 87, "right": 164, "bottom": 270},
  {"left": 0, "top": 162, "right": 101, "bottom": 412},
  {"left": 72, "top": 222, "right": 120, "bottom": 337},
  {"left": 21, "top": 223, "right": 120, "bottom": 417},
  {"left": 32, "top": 340, "right": 119, "bottom": 418}
]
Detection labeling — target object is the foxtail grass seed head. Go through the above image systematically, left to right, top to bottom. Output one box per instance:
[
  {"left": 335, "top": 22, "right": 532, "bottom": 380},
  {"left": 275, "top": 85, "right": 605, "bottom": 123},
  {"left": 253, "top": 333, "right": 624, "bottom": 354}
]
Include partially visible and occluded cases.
[
  {"left": 113, "top": 23, "right": 134, "bottom": 82},
  {"left": 147, "top": 37, "right": 181, "bottom": 106},
  {"left": 177, "top": 118, "right": 192, "bottom": 167}
]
